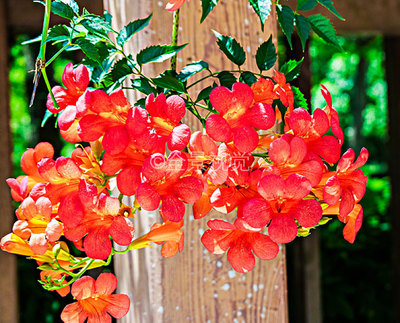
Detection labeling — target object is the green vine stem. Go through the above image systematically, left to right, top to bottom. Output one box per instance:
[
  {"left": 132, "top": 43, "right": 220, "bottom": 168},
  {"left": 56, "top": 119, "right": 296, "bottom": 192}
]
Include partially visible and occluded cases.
[
  {"left": 30, "top": 0, "right": 59, "bottom": 109},
  {"left": 171, "top": 9, "right": 181, "bottom": 71}
]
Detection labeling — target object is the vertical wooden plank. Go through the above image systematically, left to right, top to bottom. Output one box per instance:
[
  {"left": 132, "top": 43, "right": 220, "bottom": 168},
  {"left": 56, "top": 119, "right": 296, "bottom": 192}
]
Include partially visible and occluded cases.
[
  {"left": 0, "top": 1, "right": 18, "bottom": 323},
  {"left": 104, "top": 1, "right": 288, "bottom": 322},
  {"left": 384, "top": 36, "right": 400, "bottom": 323}
]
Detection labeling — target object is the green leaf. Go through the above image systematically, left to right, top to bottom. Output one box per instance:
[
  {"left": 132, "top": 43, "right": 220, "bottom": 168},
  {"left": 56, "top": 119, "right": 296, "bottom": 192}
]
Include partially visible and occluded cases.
[
  {"left": 51, "top": 0, "right": 76, "bottom": 20},
  {"left": 62, "top": 0, "right": 79, "bottom": 13},
  {"left": 201, "top": 0, "right": 219, "bottom": 23},
  {"left": 248, "top": 0, "right": 272, "bottom": 31},
  {"left": 297, "top": 0, "right": 317, "bottom": 11},
  {"left": 317, "top": 0, "right": 344, "bottom": 20},
  {"left": 276, "top": 5, "right": 295, "bottom": 49},
  {"left": 103, "top": 10, "right": 113, "bottom": 24},
  {"left": 117, "top": 14, "right": 152, "bottom": 47},
  {"left": 307, "top": 14, "right": 342, "bottom": 50},
  {"left": 80, "top": 15, "right": 114, "bottom": 38},
  {"left": 295, "top": 15, "right": 310, "bottom": 51},
  {"left": 47, "top": 25, "right": 70, "bottom": 43},
  {"left": 213, "top": 30, "right": 246, "bottom": 66},
  {"left": 255, "top": 35, "right": 277, "bottom": 72},
  {"left": 22, "top": 36, "right": 42, "bottom": 45},
  {"left": 75, "top": 38, "right": 99, "bottom": 61},
  {"left": 136, "top": 44, "right": 188, "bottom": 65},
  {"left": 87, "top": 55, "right": 115, "bottom": 83},
  {"left": 102, "top": 57, "right": 134, "bottom": 88},
  {"left": 280, "top": 58, "right": 304, "bottom": 82},
  {"left": 178, "top": 61, "right": 209, "bottom": 82},
  {"left": 152, "top": 70, "right": 186, "bottom": 93},
  {"left": 217, "top": 71, "right": 236, "bottom": 88},
  {"left": 239, "top": 71, "right": 257, "bottom": 85},
  {"left": 131, "top": 78, "right": 156, "bottom": 95},
  {"left": 196, "top": 85, "right": 214, "bottom": 103},
  {"left": 292, "top": 86, "right": 308, "bottom": 109},
  {"left": 135, "top": 98, "right": 146, "bottom": 109},
  {"left": 41, "top": 110, "right": 55, "bottom": 127}
]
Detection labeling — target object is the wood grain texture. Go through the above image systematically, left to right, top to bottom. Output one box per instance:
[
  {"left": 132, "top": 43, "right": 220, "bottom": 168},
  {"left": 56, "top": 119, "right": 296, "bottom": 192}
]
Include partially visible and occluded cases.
[
  {"left": 0, "top": 1, "right": 18, "bottom": 322},
  {"left": 103, "top": 1, "right": 288, "bottom": 322}
]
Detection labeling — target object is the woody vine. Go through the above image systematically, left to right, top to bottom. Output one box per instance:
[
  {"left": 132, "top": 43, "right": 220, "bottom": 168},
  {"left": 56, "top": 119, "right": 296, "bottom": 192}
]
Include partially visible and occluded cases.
[{"left": 1, "top": 0, "right": 367, "bottom": 322}]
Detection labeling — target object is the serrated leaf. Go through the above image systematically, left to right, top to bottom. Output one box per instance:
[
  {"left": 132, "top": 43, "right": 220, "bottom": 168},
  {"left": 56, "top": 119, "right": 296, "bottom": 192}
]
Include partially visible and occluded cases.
[
  {"left": 51, "top": 0, "right": 75, "bottom": 20},
  {"left": 61, "top": 0, "right": 79, "bottom": 13},
  {"left": 201, "top": 0, "right": 219, "bottom": 23},
  {"left": 248, "top": 0, "right": 272, "bottom": 31},
  {"left": 297, "top": 0, "right": 317, "bottom": 11},
  {"left": 317, "top": 0, "right": 344, "bottom": 20},
  {"left": 276, "top": 5, "right": 295, "bottom": 49},
  {"left": 117, "top": 14, "right": 152, "bottom": 47},
  {"left": 307, "top": 14, "right": 342, "bottom": 50},
  {"left": 80, "top": 15, "right": 114, "bottom": 38},
  {"left": 295, "top": 15, "right": 310, "bottom": 51},
  {"left": 47, "top": 25, "right": 70, "bottom": 43},
  {"left": 213, "top": 31, "right": 246, "bottom": 66},
  {"left": 255, "top": 35, "right": 277, "bottom": 72},
  {"left": 75, "top": 38, "right": 99, "bottom": 61},
  {"left": 137, "top": 44, "right": 188, "bottom": 65},
  {"left": 87, "top": 55, "right": 115, "bottom": 83},
  {"left": 102, "top": 58, "right": 134, "bottom": 88},
  {"left": 280, "top": 58, "right": 304, "bottom": 82},
  {"left": 178, "top": 61, "right": 209, "bottom": 82},
  {"left": 152, "top": 71, "right": 186, "bottom": 93},
  {"left": 217, "top": 71, "right": 236, "bottom": 88},
  {"left": 239, "top": 71, "right": 257, "bottom": 85},
  {"left": 131, "top": 78, "right": 156, "bottom": 95},
  {"left": 196, "top": 85, "right": 214, "bottom": 103},
  {"left": 292, "top": 86, "right": 308, "bottom": 109},
  {"left": 41, "top": 110, "right": 55, "bottom": 127}
]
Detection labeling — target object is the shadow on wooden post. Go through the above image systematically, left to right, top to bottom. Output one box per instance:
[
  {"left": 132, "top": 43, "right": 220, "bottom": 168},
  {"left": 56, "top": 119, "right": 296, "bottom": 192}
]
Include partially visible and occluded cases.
[
  {"left": 103, "top": 0, "right": 288, "bottom": 322},
  {"left": 0, "top": 1, "right": 18, "bottom": 322}
]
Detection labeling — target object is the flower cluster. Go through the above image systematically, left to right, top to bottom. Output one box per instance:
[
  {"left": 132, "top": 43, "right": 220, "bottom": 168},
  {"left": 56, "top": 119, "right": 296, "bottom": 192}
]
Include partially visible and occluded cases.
[{"left": 1, "top": 63, "right": 368, "bottom": 321}]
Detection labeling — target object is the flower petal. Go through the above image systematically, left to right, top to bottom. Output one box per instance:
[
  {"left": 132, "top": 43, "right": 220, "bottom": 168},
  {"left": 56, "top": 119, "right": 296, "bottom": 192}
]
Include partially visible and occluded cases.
[
  {"left": 205, "top": 114, "right": 232, "bottom": 142},
  {"left": 168, "top": 123, "right": 191, "bottom": 151},
  {"left": 102, "top": 126, "right": 129, "bottom": 155},
  {"left": 232, "top": 126, "right": 259, "bottom": 153},
  {"left": 116, "top": 166, "right": 142, "bottom": 196},
  {"left": 174, "top": 176, "right": 203, "bottom": 204},
  {"left": 136, "top": 183, "right": 161, "bottom": 211},
  {"left": 161, "top": 195, "right": 185, "bottom": 222},
  {"left": 242, "top": 198, "right": 272, "bottom": 228},
  {"left": 292, "top": 199, "right": 322, "bottom": 228},
  {"left": 268, "top": 214, "right": 297, "bottom": 243},
  {"left": 110, "top": 217, "right": 134, "bottom": 246},
  {"left": 84, "top": 229, "right": 112, "bottom": 260},
  {"left": 251, "top": 233, "right": 279, "bottom": 260},
  {"left": 227, "top": 239, "right": 255, "bottom": 273},
  {"left": 95, "top": 273, "right": 118, "bottom": 295},
  {"left": 71, "top": 276, "right": 95, "bottom": 299},
  {"left": 106, "top": 294, "right": 131, "bottom": 319},
  {"left": 61, "top": 302, "right": 87, "bottom": 323}
]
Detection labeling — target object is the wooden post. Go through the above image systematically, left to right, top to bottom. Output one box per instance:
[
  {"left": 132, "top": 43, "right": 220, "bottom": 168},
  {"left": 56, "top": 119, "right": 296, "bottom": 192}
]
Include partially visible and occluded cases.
[
  {"left": 103, "top": 0, "right": 288, "bottom": 322},
  {"left": 0, "top": 1, "right": 18, "bottom": 323},
  {"left": 284, "top": 35, "right": 322, "bottom": 323},
  {"left": 384, "top": 35, "right": 400, "bottom": 323}
]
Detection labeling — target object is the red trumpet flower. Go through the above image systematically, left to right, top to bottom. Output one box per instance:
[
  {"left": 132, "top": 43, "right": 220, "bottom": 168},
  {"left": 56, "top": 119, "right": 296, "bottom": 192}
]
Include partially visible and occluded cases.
[{"left": 201, "top": 218, "right": 279, "bottom": 273}]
